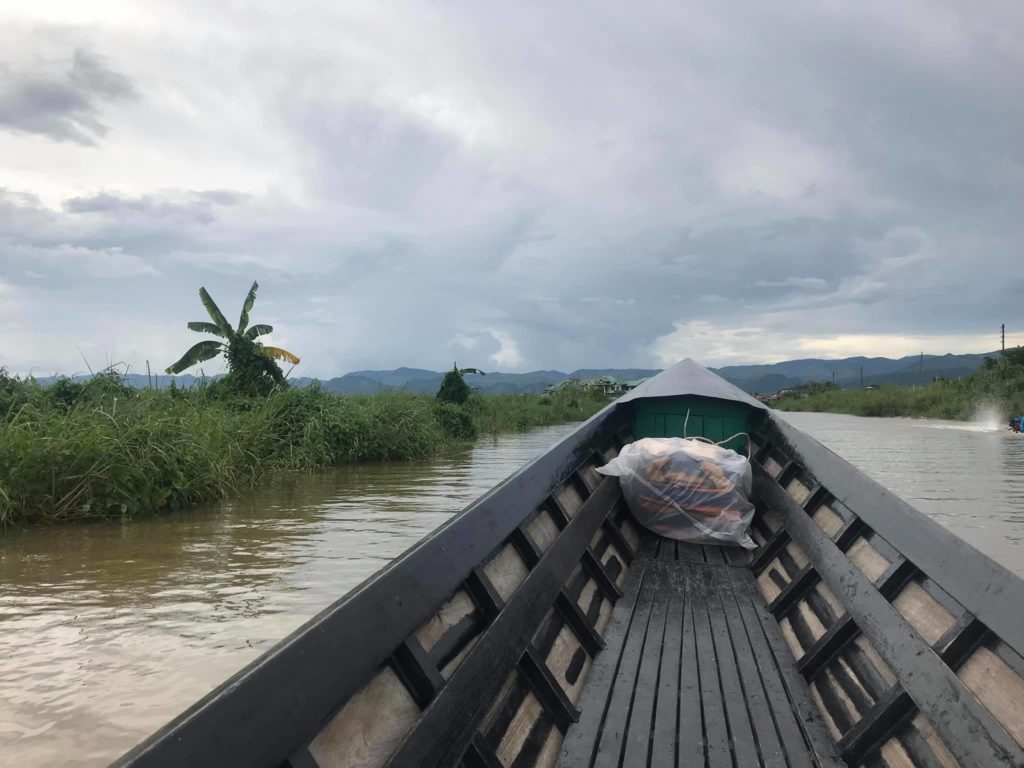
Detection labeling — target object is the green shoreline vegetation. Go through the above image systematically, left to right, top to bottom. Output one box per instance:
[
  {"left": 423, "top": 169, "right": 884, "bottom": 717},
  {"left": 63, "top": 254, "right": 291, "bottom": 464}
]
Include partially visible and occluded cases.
[
  {"left": 0, "top": 282, "right": 611, "bottom": 526},
  {"left": 773, "top": 349, "right": 1024, "bottom": 420},
  {"left": 0, "top": 371, "right": 608, "bottom": 526}
]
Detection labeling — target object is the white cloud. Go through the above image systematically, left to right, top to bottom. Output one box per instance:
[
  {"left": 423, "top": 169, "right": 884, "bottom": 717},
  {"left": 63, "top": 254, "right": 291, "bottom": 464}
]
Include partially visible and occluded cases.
[
  {"left": 2, "top": 240, "right": 158, "bottom": 279},
  {"left": 754, "top": 277, "right": 829, "bottom": 290},
  {"left": 651, "top": 320, "right": 1022, "bottom": 367},
  {"left": 486, "top": 329, "right": 523, "bottom": 370},
  {"left": 449, "top": 333, "right": 478, "bottom": 350}
]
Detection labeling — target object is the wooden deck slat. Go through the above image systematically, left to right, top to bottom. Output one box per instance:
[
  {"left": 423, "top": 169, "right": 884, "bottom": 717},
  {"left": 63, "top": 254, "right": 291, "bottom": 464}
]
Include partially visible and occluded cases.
[
  {"left": 636, "top": 533, "right": 756, "bottom": 570},
  {"left": 656, "top": 538, "right": 675, "bottom": 561},
  {"left": 677, "top": 541, "right": 705, "bottom": 563},
  {"left": 704, "top": 545, "right": 726, "bottom": 565},
  {"left": 562, "top": 554, "right": 842, "bottom": 768},
  {"left": 592, "top": 566, "right": 658, "bottom": 767},
  {"left": 650, "top": 566, "right": 685, "bottom": 768},
  {"left": 620, "top": 567, "right": 671, "bottom": 767},
  {"left": 691, "top": 569, "right": 735, "bottom": 768},
  {"left": 731, "top": 569, "right": 844, "bottom": 768},
  {"left": 728, "top": 571, "right": 823, "bottom": 768},
  {"left": 704, "top": 572, "right": 761, "bottom": 767},
  {"left": 716, "top": 573, "right": 788, "bottom": 768},
  {"left": 677, "top": 574, "right": 705, "bottom": 768}
]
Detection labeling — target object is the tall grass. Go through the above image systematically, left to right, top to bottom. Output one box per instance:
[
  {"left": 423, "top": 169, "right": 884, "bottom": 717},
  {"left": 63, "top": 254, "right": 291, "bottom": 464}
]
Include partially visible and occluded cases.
[
  {"left": 774, "top": 359, "right": 1024, "bottom": 420},
  {"left": 0, "top": 374, "right": 609, "bottom": 526},
  {"left": 467, "top": 390, "right": 610, "bottom": 433}
]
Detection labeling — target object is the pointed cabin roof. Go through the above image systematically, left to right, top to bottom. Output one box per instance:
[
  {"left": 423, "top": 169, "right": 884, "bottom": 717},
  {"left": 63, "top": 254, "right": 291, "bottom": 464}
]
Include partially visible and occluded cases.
[{"left": 617, "top": 358, "right": 766, "bottom": 409}]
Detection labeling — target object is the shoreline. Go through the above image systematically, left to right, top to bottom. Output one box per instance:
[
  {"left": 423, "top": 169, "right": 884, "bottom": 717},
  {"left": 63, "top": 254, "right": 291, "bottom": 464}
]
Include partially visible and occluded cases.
[
  {"left": 0, "top": 383, "right": 607, "bottom": 528},
  {"left": 772, "top": 383, "right": 1022, "bottom": 422}
]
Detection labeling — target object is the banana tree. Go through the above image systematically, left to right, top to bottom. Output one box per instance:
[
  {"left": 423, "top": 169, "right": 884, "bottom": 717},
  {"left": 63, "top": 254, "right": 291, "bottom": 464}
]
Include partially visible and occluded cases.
[
  {"left": 165, "top": 281, "right": 300, "bottom": 385},
  {"left": 437, "top": 362, "right": 486, "bottom": 404}
]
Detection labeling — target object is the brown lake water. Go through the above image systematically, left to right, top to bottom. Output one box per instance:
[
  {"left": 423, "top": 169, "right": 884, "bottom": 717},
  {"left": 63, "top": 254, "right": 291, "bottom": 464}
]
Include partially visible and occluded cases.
[{"left": 2, "top": 414, "right": 1023, "bottom": 766}]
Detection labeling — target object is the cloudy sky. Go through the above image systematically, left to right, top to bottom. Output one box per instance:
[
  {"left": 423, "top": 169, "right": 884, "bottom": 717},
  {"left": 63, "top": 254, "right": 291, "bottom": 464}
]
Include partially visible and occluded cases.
[{"left": 1, "top": 1, "right": 1023, "bottom": 378}]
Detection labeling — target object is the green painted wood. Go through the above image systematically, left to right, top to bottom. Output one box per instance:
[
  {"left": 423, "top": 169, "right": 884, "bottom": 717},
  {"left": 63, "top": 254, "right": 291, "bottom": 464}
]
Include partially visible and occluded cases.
[{"left": 631, "top": 396, "right": 760, "bottom": 451}]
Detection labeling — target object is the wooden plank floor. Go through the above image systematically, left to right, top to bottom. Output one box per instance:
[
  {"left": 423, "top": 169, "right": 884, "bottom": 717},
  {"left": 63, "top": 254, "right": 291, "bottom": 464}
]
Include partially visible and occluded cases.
[
  {"left": 648, "top": 537, "right": 754, "bottom": 568},
  {"left": 559, "top": 543, "right": 841, "bottom": 768}
]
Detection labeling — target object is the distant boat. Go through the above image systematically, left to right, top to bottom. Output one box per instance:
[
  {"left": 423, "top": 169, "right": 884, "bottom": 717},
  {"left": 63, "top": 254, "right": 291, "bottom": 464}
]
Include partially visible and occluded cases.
[{"left": 116, "top": 359, "right": 1024, "bottom": 768}]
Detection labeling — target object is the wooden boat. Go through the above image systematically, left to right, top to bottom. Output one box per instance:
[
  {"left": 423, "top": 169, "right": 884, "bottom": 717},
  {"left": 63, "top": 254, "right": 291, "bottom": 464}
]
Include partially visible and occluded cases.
[{"left": 115, "top": 359, "right": 1024, "bottom": 768}]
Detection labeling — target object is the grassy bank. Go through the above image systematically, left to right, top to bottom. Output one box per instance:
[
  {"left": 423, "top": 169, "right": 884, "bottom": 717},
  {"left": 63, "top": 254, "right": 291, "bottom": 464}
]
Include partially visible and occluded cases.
[
  {"left": 774, "top": 356, "right": 1024, "bottom": 420},
  {"left": 0, "top": 374, "right": 607, "bottom": 526},
  {"left": 467, "top": 392, "right": 609, "bottom": 433}
]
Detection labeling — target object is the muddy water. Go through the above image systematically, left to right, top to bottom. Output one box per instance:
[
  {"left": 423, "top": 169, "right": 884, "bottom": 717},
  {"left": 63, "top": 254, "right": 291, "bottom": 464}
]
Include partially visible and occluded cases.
[{"left": 0, "top": 424, "right": 580, "bottom": 766}]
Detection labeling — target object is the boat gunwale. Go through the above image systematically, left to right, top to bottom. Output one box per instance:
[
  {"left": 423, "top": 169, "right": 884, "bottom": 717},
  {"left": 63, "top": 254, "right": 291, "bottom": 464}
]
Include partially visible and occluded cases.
[
  {"left": 113, "top": 401, "right": 631, "bottom": 768},
  {"left": 763, "top": 410, "right": 1024, "bottom": 659},
  {"left": 755, "top": 464, "right": 1024, "bottom": 767}
]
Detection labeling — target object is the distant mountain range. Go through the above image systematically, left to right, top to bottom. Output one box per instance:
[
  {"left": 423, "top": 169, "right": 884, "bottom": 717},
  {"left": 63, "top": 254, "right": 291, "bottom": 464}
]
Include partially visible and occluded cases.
[
  {"left": 716, "top": 352, "right": 995, "bottom": 393},
  {"left": 29, "top": 353, "right": 998, "bottom": 396},
  {"left": 28, "top": 367, "right": 661, "bottom": 395},
  {"left": 304, "top": 367, "right": 662, "bottom": 395}
]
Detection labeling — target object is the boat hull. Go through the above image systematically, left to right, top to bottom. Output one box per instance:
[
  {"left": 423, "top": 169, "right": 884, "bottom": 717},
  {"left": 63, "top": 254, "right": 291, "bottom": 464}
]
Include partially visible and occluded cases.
[{"left": 115, "top": 360, "right": 1024, "bottom": 768}]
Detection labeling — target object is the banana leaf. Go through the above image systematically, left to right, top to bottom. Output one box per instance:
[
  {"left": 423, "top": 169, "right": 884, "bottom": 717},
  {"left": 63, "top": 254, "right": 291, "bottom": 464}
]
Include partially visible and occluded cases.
[
  {"left": 238, "top": 280, "right": 259, "bottom": 333},
  {"left": 199, "top": 287, "right": 234, "bottom": 336},
  {"left": 187, "top": 321, "right": 226, "bottom": 337},
  {"left": 244, "top": 324, "right": 273, "bottom": 340},
  {"left": 165, "top": 340, "right": 224, "bottom": 374},
  {"left": 258, "top": 346, "right": 301, "bottom": 365}
]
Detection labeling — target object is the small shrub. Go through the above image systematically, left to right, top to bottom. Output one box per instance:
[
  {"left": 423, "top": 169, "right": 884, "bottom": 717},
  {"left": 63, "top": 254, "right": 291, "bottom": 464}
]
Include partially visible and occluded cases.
[
  {"left": 436, "top": 364, "right": 471, "bottom": 405},
  {"left": 49, "top": 377, "right": 87, "bottom": 410},
  {"left": 433, "top": 402, "right": 478, "bottom": 439}
]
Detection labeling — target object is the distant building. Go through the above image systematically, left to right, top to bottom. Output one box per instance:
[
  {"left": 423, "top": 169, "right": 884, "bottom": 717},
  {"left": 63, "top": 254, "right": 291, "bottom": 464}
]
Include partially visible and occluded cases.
[
  {"left": 544, "top": 375, "right": 649, "bottom": 397},
  {"left": 583, "top": 376, "right": 624, "bottom": 396},
  {"left": 543, "top": 377, "right": 581, "bottom": 394}
]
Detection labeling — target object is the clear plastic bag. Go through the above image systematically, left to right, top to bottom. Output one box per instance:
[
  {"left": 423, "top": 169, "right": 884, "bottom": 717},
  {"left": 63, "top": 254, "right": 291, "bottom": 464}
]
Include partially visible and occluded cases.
[{"left": 597, "top": 437, "right": 756, "bottom": 549}]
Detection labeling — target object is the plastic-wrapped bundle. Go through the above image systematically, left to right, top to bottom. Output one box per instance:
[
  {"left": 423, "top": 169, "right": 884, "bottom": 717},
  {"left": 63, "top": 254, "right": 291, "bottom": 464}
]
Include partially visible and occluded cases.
[{"left": 596, "top": 437, "right": 755, "bottom": 549}]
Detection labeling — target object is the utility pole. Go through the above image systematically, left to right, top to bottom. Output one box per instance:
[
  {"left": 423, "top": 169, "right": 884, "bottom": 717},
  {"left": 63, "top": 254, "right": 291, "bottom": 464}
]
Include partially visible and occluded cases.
[
  {"left": 1003, "top": 324, "right": 1006, "bottom": 353},
  {"left": 919, "top": 352, "right": 923, "bottom": 375},
  {"left": 860, "top": 366, "right": 864, "bottom": 389}
]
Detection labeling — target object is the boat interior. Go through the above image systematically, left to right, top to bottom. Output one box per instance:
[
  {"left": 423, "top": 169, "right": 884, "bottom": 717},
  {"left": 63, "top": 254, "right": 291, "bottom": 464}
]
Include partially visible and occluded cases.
[{"left": 116, "top": 362, "right": 1024, "bottom": 768}]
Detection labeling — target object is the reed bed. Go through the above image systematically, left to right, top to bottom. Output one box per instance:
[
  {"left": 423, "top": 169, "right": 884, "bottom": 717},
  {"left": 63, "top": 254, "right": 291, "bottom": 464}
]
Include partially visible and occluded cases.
[
  {"left": 774, "top": 360, "right": 1024, "bottom": 420},
  {"left": 0, "top": 375, "right": 607, "bottom": 526},
  {"left": 467, "top": 391, "right": 610, "bottom": 433}
]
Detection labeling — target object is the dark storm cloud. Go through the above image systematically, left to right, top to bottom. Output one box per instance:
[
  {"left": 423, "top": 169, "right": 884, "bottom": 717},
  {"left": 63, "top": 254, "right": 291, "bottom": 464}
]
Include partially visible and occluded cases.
[
  {"left": 2, "top": 2, "right": 1023, "bottom": 374},
  {"left": 0, "top": 49, "right": 136, "bottom": 146},
  {"left": 293, "top": 102, "right": 457, "bottom": 210},
  {"left": 63, "top": 191, "right": 244, "bottom": 225}
]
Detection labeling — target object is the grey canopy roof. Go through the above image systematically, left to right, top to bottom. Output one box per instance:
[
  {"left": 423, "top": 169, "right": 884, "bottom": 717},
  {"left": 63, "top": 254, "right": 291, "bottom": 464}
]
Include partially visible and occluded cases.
[{"left": 617, "top": 358, "right": 767, "bottom": 409}]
